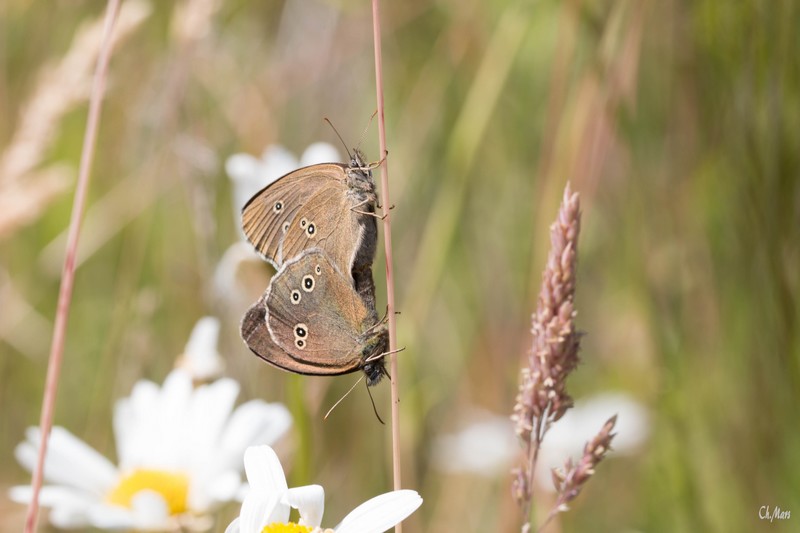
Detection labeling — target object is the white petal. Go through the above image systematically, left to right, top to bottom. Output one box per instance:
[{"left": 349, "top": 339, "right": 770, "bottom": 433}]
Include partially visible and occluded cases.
[
  {"left": 300, "top": 142, "right": 340, "bottom": 165},
  {"left": 259, "top": 145, "right": 298, "bottom": 180},
  {"left": 226, "top": 153, "right": 262, "bottom": 183},
  {"left": 227, "top": 153, "right": 268, "bottom": 213},
  {"left": 178, "top": 316, "right": 224, "bottom": 381},
  {"left": 151, "top": 370, "right": 193, "bottom": 467},
  {"left": 190, "top": 377, "right": 239, "bottom": 450},
  {"left": 115, "top": 379, "right": 159, "bottom": 468},
  {"left": 219, "top": 401, "right": 292, "bottom": 470},
  {"left": 16, "top": 426, "right": 117, "bottom": 495},
  {"left": 243, "top": 445, "right": 288, "bottom": 494},
  {"left": 203, "top": 470, "right": 242, "bottom": 505},
  {"left": 9, "top": 484, "right": 91, "bottom": 508},
  {"left": 284, "top": 484, "right": 324, "bottom": 527},
  {"left": 10, "top": 485, "right": 94, "bottom": 528},
  {"left": 130, "top": 490, "right": 170, "bottom": 529},
  {"left": 335, "top": 490, "right": 422, "bottom": 533},
  {"left": 240, "top": 491, "right": 285, "bottom": 533},
  {"left": 86, "top": 502, "right": 137, "bottom": 529},
  {"left": 49, "top": 503, "right": 93, "bottom": 529},
  {"left": 225, "top": 517, "right": 241, "bottom": 533}
]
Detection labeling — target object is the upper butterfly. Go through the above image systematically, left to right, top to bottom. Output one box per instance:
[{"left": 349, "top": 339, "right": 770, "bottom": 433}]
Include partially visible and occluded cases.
[{"left": 241, "top": 150, "right": 378, "bottom": 283}]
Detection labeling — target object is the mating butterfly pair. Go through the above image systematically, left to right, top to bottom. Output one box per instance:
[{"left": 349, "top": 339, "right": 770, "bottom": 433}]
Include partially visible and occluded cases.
[{"left": 239, "top": 150, "right": 388, "bottom": 386}]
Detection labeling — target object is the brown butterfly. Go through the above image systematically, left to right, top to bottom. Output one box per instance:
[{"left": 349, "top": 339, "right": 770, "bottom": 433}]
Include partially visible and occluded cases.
[{"left": 240, "top": 249, "right": 388, "bottom": 386}]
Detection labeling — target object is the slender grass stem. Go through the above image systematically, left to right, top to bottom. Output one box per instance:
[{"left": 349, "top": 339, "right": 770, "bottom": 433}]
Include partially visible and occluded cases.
[
  {"left": 369, "top": 0, "right": 403, "bottom": 529},
  {"left": 24, "top": 1, "right": 121, "bottom": 531}
]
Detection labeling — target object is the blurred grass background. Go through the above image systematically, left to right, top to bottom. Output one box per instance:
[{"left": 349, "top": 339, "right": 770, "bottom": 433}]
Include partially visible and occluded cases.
[{"left": 1, "top": 0, "right": 798, "bottom": 531}]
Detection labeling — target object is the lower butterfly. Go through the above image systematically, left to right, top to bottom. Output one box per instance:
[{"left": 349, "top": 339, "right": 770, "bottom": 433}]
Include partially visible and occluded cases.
[{"left": 241, "top": 249, "right": 389, "bottom": 386}]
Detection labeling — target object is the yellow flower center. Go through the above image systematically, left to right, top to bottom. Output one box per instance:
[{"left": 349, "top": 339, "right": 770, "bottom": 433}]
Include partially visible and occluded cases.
[
  {"left": 107, "top": 469, "right": 189, "bottom": 515},
  {"left": 261, "top": 524, "right": 313, "bottom": 533}
]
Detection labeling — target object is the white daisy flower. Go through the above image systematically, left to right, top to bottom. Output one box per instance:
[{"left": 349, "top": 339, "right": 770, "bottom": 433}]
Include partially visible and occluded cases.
[
  {"left": 11, "top": 370, "right": 292, "bottom": 530},
  {"left": 430, "top": 393, "right": 649, "bottom": 489},
  {"left": 226, "top": 445, "right": 422, "bottom": 533}
]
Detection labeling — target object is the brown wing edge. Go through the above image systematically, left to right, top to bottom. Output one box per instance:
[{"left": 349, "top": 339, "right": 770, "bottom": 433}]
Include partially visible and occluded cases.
[{"left": 240, "top": 291, "right": 361, "bottom": 377}]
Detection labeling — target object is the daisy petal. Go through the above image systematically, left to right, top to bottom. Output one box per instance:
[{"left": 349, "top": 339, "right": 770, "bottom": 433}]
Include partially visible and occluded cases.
[
  {"left": 300, "top": 142, "right": 340, "bottom": 165},
  {"left": 259, "top": 145, "right": 297, "bottom": 180},
  {"left": 226, "top": 153, "right": 262, "bottom": 183},
  {"left": 179, "top": 316, "right": 224, "bottom": 380},
  {"left": 190, "top": 378, "right": 239, "bottom": 453},
  {"left": 115, "top": 379, "right": 159, "bottom": 468},
  {"left": 220, "top": 400, "right": 292, "bottom": 467},
  {"left": 16, "top": 427, "right": 117, "bottom": 495},
  {"left": 244, "top": 445, "right": 288, "bottom": 494},
  {"left": 203, "top": 470, "right": 242, "bottom": 504},
  {"left": 9, "top": 484, "right": 92, "bottom": 509},
  {"left": 285, "top": 484, "right": 324, "bottom": 527},
  {"left": 11, "top": 485, "right": 94, "bottom": 528},
  {"left": 131, "top": 489, "right": 170, "bottom": 529},
  {"left": 240, "top": 490, "right": 282, "bottom": 533},
  {"left": 335, "top": 490, "right": 423, "bottom": 533},
  {"left": 49, "top": 503, "right": 92, "bottom": 529},
  {"left": 86, "top": 503, "right": 137, "bottom": 529},
  {"left": 225, "top": 517, "right": 241, "bottom": 533}
]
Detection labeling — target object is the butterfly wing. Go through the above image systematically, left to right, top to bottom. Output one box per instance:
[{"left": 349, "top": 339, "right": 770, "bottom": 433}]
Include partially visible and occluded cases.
[
  {"left": 241, "top": 164, "right": 346, "bottom": 268},
  {"left": 278, "top": 182, "right": 377, "bottom": 278},
  {"left": 265, "top": 249, "right": 370, "bottom": 374},
  {"left": 241, "top": 291, "right": 359, "bottom": 376}
]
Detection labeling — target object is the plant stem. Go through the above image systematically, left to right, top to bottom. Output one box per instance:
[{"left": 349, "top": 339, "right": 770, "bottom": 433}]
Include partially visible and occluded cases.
[
  {"left": 370, "top": 0, "right": 403, "bottom": 528},
  {"left": 24, "top": 1, "right": 121, "bottom": 531}
]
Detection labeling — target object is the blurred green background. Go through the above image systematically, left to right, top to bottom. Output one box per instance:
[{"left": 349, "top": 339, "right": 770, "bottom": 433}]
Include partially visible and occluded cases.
[{"left": 1, "top": 0, "right": 798, "bottom": 531}]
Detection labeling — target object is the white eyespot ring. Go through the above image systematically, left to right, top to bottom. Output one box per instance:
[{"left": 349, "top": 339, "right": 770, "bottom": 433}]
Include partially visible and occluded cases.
[
  {"left": 273, "top": 201, "right": 283, "bottom": 213},
  {"left": 300, "top": 218, "right": 308, "bottom": 228},
  {"left": 282, "top": 221, "right": 290, "bottom": 233},
  {"left": 306, "top": 222, "right": 316, "bottom": 236},
  {"left": 315, "top": 265, "right": 322, "bottom": 275},
  {"left": 302, "top": 275, "right": 315, "bottom": 292},
  {"left": 290, "top": 290, "right": 301, "bottom": 304},
  {"left": 294, "top": 323, "right": 308, "bottom": 338},
  {"left": 295, "top": 338, "right": 305, "bottom": 349}
]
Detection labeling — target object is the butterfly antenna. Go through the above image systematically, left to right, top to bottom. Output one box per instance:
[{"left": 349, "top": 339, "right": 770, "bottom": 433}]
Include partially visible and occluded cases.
[
  {"left": 355, "top": 109, "right": 379, "bottom": 153},
  {"left": 323, "top": 117, "right": 353, "bottom": 160},
  {"left": 324, "top": 375, "right": 364, "bottom": 420},
  {"left": 366, "top": 378, "right": 385, "bottom": 425}
]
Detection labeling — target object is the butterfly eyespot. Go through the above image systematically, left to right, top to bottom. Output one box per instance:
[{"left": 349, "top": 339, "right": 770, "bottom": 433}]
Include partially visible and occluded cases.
[
  {"left": 273, "top": 201, "right": 283, "bottom": 213},
  {"left": 300, "top": 218, "right": 308, "bottom": 228},
  {"left": 282, "top": 221, "right": 290, "bottom": 233},
  {"left": 307, "top": 223, "right": 316, "bottom": 236},
  {"left": 315, "top": 265, "right": 322, "bottom": 275},
  {"left": 302, "top": 275, "right": 315, "bottom": 292},
  {"left": 290, "top": 290, "right": 301, "bottom": 304},
  {"left": 294, "top": 324, "right": 308, "bottom": 338},
  {"left": 295, "top": 339, "right": 305, "bottom": 349}
]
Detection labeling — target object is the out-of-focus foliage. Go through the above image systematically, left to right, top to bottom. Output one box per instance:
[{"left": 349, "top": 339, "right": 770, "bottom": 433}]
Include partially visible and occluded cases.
[{"left": 1, "top": 0, "right": 798, "bottom": 531}]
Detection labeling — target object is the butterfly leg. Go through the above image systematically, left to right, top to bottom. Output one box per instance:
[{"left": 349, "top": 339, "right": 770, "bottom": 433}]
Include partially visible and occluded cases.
[{"left": 352, "top": 209, "right": 387, "bottom": 220}]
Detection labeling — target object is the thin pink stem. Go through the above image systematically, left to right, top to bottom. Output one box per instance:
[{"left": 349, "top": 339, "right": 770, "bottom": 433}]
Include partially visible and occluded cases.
[
  {"left": 370, "top": 0, "right": 403, "bottom": 522},
  {"left": 24, "top": 1, "right": 121, "bottom": 532}
]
